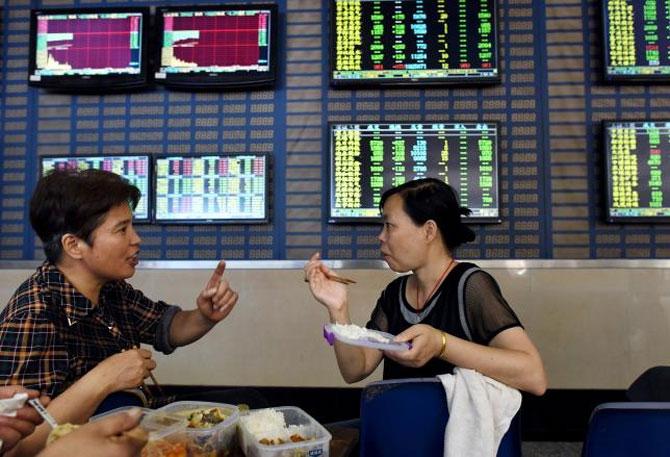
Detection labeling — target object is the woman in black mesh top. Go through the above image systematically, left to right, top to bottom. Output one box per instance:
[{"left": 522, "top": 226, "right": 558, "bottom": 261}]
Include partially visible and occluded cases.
[{"left": 305, "top": 178, "right": 547, "bottom": 395}]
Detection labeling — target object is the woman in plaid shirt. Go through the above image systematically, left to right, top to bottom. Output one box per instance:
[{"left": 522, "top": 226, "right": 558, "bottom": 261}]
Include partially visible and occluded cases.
[{"left": 0, "top": 169, "right": 239, "bottom": 455}]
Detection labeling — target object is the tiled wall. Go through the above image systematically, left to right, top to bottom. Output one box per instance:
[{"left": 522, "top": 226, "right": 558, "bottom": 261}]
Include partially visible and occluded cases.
[{"left": 1, "top": 0, "right": 669, "bottom": 260}]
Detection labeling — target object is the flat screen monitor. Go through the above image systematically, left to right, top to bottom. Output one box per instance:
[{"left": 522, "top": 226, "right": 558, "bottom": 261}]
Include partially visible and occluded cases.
[
  {"left": 330, "top": 0, "right": 500, "bottom": 86},
  {"left": 602, "top": 0, "right": 670, "bottom": 82},
  {"left": 155, "top": 4, "right": 278, "bottom": 90},
  {"left": 28, "top": 7, "right": 150, "bottom": 91},
  {"left": 603, "top": 121, "right": 670, "bottom": 222},
  {"left": 329, "top": 123, "right": 500, "bottom": 223},
  {"left": 40, "top": 154, "right": 151, "bottom": 222},
  {"left": 154, "top": 154, "right": 269, "bottom": 223}
]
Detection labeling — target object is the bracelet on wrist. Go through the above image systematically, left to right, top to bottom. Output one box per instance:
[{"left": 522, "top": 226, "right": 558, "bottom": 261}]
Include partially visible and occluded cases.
[{"left": 438, "top": 332, "right": 448, "bottom": 359}]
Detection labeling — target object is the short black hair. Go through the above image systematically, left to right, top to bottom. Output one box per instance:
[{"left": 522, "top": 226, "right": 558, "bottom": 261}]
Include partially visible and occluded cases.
[
  {"left": 30, "top": 169, "right": 141, "bottom": 264},
  {"left": 379, "top": 178, "right": 475, "bottom": 252}
]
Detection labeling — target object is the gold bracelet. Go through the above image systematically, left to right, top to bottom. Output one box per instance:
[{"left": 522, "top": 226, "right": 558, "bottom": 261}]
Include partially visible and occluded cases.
[{"left": 439, "top": 332, "right": 448, "bottom": 359}]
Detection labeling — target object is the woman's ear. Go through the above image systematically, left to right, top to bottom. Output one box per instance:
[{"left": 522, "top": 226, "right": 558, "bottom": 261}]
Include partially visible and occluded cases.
[
  {"left": 423, "top": 219, "right": 439, "bottom": 243},
  {"left": 61, "top": 233, "right": 84, "bottom": 260}
]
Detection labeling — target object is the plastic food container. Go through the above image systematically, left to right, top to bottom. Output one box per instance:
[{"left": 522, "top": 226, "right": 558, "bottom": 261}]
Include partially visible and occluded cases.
[
  {"left": 323, "top": 323, "right": 411, "bottom": 352},
  {"left": 156, "top": 401, "right": 240, "bottom": 456},
  {"left": 90, "top": 406, "right": 182, "bottom": 442},
  {"left": 238, "top": 406, "right": 332, "bottom": 457}
]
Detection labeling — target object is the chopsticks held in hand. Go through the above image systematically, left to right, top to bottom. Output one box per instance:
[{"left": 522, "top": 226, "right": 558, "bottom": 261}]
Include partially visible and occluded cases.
[
  {"left": 304, "top": 271, "right": 356, "bottom": 285},
  {"left": 126, "top": 346, "right": 165, "bottom": 397}
]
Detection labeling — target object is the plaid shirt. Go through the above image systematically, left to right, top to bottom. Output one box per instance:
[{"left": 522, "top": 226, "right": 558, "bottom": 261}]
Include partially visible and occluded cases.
[{"left": 0, "top": 261, "right": 180, "bottom": 398}]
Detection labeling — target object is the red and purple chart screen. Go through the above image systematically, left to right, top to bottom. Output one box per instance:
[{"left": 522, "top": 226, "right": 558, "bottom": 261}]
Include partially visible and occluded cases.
[
  {"left": 159, "top": 9, "right": 271, "bottom": 74},
  {"left": 32, "top": 11, "right": 143, "bottom": 76}
]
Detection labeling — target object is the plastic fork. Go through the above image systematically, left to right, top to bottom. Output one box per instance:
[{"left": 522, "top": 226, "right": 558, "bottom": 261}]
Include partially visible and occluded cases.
[{"left": 28, "top": 398, "right": 58, "bottom": 429}]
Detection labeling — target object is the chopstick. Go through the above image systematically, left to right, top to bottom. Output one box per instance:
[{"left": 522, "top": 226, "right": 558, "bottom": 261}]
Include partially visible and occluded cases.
[
  {"left": 304, "top": 272, "right": 356, "bottom": 285},
  {"left": 127, "top": 346, "right": 165, "bottom": 397},
  {"left": 147, "top": 372, "right": 164, "bottom": 396}
]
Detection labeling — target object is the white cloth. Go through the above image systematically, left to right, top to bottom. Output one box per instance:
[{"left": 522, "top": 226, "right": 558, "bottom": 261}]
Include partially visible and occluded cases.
[
  {"left": 438, "top": 368, "right": 522, "bottom": 457},
  {"left": 0, "top": 392, "right": 28, "bottom": 417}
]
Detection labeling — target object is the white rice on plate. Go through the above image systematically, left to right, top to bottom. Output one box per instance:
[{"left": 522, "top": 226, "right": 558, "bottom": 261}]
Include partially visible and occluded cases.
[{"left": 331, "top": 323, "right": 391, "bottom": 343}]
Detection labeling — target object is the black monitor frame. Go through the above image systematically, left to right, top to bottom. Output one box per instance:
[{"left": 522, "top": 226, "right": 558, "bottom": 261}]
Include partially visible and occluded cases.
[
  {"left": 328, "top": 0, "right": 501, "bottom": 87},
  {"left": 601, "top": 0, "right": 670, "bottom": 83},
  {"left": 154, "top": 3, "right": 278, "bottom": 90},
  {"left": 28, "top": 7, "right": 151, "bottom": 92},
  {"left": 602, "top": 120, "right": 670, "bottom": 223},
  {"left": 327, "top": 121, "right": 502, "bottom": 224},
  {"left": 39, "top": 153, "right": 153, "bottom": 223},
  {"left": 152, "top": 153, "right": 270, "bottom": 224}
]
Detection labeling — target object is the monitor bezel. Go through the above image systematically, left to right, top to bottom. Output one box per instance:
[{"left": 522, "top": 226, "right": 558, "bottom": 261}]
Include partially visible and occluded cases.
[
  {"left": 328, "top": 0, "right": 501, "bottom": 88},
  {"left": 601, "top": 1, "right": 670, "bottom": 83},
  {"left": 154, "top": 3, "right": 279, "bottom": 90},
  {"left": 28, "top": 7, "right": 151, "bottom": 92},
  {"left": 602, "top": 120, "right": 670, "bottom": 223},
  {"left": 326, "top": 121, "right": 503, "bottom": 224},
  {"left": 152, "top": 152, "right": 270, "bottom": 224},
  {"left": 39, "top": 153, "right": 153, "bottom": 223}
]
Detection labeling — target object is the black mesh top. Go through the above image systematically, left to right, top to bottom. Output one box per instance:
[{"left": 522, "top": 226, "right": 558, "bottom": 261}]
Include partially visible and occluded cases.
[{"left": 366, "top": 262, "right": 522, "bottom": 380}]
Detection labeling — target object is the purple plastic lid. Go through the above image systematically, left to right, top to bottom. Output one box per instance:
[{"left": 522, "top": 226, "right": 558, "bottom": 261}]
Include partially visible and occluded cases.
[{"left": 323, "top": 325, "right": 336, "bottom": 346}]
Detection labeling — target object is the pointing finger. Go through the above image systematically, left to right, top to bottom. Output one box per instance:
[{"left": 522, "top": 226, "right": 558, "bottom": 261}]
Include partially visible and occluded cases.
[{"left": 206, "top": 260, "right": 226, "bottom": 289}]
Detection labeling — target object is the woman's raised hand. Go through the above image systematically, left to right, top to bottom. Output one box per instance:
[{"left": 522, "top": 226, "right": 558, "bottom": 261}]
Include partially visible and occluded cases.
[{"left": 304, "top": 252, "right": 349, "bottom": 316}]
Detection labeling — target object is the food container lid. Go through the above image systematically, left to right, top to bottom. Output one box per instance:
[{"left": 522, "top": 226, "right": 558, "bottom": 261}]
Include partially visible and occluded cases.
[
  {"left": 157, "top": 401, "right": 239, "bottom": 431},
  {"left": 90, "top": 406, "right": 183, "bottom": 441}
]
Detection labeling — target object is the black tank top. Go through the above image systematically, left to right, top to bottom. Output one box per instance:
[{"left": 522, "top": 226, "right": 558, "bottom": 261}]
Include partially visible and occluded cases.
[{"left": 366, "top": 262, "right": 521, "bottom": 380}]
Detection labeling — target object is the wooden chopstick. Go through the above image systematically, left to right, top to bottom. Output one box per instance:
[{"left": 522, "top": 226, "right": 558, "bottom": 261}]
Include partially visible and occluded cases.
[
  {"left": 304, "top": 272, "right": 356, "bottom": 285},
  {"left": 326, "top": 274, "right": 356, "bottom": 285},
  {"left": 147, "top": 372, "right": 165, "bottom": 396}
]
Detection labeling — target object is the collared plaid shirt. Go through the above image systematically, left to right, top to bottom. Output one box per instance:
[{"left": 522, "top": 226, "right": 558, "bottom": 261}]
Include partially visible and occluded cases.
[{"left": 0, "top": 261, "right": 180, "bottom": 399}]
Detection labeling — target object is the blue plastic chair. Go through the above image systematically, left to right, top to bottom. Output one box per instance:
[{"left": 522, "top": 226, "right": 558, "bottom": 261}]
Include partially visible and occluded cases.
[
  {"left": 360, "top": 378, "right": 521, "bottom": 457},
  {"left": 93, "top": 389, "right": 147, "bottom": 416},
  {"left": 582, "top": 402, "right": 670, "bottom": 457}
]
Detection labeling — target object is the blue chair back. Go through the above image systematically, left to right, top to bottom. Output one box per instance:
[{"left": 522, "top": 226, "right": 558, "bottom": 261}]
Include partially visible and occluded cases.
[
  {"left": 360, "top": 378, "right": 521, "bottom": 457},
  {"left": 93, "top": 389, "right": 147, "bottom": 416},
  {"left": 582, "top": 402, "right": 670, "bottom": 457}
]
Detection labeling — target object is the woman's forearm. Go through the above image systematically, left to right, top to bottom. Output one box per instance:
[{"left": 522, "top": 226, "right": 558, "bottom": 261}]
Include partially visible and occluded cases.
[
  {"left": 327, "top": 308, "right": 383, "bottom": 383},
  {"left": 168, "top": 309, "right": 216, "bottom": 347},
  {"left": 439, "top": 330, "right": 547, "bottom": 395},
  {"left": 333, "top": 343, "right": 382, "bottom": 384},
  {"left": 7, "top": 373, "right": 110, "bottom": 457}
]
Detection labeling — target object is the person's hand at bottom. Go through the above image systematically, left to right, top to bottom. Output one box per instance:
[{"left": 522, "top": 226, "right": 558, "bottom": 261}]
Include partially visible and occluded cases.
[{"left": 37, "top": 409, "right": 148, "bottom": 457}]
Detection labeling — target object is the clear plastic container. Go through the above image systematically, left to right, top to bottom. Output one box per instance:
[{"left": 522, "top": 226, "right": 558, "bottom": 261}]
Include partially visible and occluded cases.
[
  {"left": 323, "top": 323, "right": 411, "bottom": 352},
  {"left": 156, "top": 401, "right": 240, "bottom": 456},
  {"left": 90, "top": 406, "right": 182, "bottom": 441},
  {"left": 238, "top": 406, "right": 332, "bottom": 457}
]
